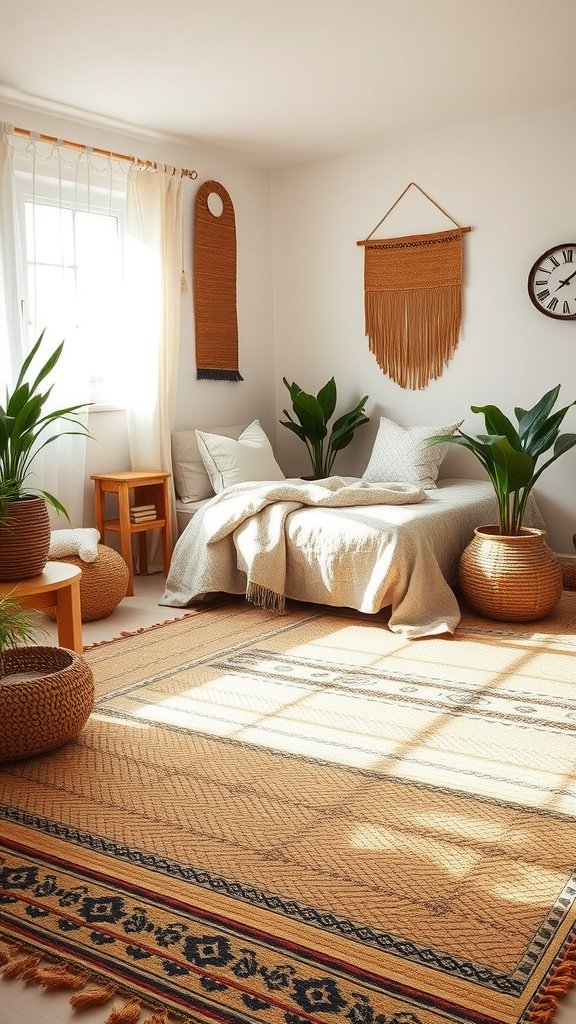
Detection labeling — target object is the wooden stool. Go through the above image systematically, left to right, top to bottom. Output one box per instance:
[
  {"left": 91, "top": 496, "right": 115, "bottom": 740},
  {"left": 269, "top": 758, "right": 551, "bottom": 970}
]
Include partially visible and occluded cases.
[{"left": 91, "top": 471, "right": 172, "bottom": 596}]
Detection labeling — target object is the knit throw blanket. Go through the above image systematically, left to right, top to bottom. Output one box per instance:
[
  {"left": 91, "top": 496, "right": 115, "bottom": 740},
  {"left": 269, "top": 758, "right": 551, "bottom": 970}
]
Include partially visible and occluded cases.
[{"left": 198, "top": 477, "right": 424, "bottom": 611}]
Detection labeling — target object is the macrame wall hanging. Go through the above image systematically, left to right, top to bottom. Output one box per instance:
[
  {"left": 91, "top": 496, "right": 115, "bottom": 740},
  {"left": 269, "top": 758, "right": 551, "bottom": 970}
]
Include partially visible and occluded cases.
[
  {"left": 194, "top": 179, "right": 243, "bottom": 380},
  {"left": 357, "top": 183, "right": 471, "bottom": 390}
]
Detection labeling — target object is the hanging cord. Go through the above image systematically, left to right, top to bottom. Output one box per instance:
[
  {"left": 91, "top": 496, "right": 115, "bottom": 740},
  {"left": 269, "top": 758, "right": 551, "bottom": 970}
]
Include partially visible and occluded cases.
[{"left": 364, "top": 182, "right": 471, "bottom": 241}]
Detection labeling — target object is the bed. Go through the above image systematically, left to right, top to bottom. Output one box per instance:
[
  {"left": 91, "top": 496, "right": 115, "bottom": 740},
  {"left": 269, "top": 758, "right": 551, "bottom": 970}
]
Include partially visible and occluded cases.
[{"left": 162, "top": 476, "right": 545, "bottom": 639}]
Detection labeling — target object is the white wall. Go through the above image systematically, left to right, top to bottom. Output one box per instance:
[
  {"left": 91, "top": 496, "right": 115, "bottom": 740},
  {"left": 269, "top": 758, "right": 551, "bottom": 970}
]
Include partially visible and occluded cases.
[
  {"left": 0, "top": 100, "right": 275, "bottom": 526},
  {"left": 270, "top": 103, "right": 576, "bottom": 554}
]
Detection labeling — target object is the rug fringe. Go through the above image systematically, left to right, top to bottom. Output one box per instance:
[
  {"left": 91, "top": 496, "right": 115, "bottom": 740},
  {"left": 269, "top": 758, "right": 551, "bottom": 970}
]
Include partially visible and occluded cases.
[
  {"left": 83, "top": 612, "right": 201, "bottom": 651},
  {"left": 525, "top": 930, "right": 576, "bottom": 1022},
  {"left": 0, "top": 937, "right": 188, "bottom": 1022},
  {"left": 1, "top": 952, "right": 40, "bottom": 980},
  {"left": 35, "top": 963, "right": 91, "bottom": 989},
  {"left": 70, "top": 981, "right": 117, "bottom": 1009},
  {"left": 105, "top": 996, "right": 142, "bottom": 1023}
]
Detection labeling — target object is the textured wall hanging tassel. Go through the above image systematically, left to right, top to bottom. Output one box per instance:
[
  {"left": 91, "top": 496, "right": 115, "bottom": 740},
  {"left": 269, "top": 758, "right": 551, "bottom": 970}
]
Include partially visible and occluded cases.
[
  {"left": 194, "top": 179, "right": 243, "bottom": 380},
  {"left": 357, "top": 183, "right": 471, "bottom": 390}
]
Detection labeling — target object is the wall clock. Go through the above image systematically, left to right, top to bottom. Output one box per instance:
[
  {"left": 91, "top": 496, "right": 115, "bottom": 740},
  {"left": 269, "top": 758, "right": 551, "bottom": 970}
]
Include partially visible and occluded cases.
[{"left": 528, "top": 243, "right": 576, "bottom": 320}]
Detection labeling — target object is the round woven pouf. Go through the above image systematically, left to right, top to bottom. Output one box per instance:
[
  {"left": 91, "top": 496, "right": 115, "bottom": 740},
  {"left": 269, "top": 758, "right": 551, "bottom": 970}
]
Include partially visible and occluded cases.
[
  {"left": 459, "top": 526, "right": 563, "bottom": 622},
  {"left": 46, "top": 544, "right": 129, "bottom": 621},
  {"left": 0, "top": 647, "right": 94, "bottom": 762}
]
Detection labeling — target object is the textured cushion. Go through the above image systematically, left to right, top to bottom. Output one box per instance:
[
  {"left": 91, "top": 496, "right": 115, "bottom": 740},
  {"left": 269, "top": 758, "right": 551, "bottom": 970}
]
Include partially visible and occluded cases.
[
  {"left": 362, "top": 416, "right": 461, "bottom": 489},
  {"left": 196, "top": 420, "right": 285, "bottom": 493},
  {"left": 171, "top": 423, "right": 246, "bottom": 502},
  {"left": 48, "top": 527, "right": 100, "bottom": 563}
]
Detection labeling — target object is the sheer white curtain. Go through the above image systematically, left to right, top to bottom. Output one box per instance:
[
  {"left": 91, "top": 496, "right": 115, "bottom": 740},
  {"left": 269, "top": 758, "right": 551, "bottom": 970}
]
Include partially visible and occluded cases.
[
  {"left": 0, "top": 126, "right": 26, "bottom": 387},
  {"left": 0, "top": 127, "right": 127, "bottom": 527},
  {"left": 124, "top": 166, "right": 183, "bottom": 559}
]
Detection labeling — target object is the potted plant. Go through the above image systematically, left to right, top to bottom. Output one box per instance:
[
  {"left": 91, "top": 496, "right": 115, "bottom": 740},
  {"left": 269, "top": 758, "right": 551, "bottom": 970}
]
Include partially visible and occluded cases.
[
  {"left": 0, "top": 330, "right": 91, "bottom": 580},
  {"left": 280, "top": 377, "right": 369, "bottom": 479},
  {"left": 426, "top": 385, "right": 576, "bottom": 621},
  {"left": 0, "top": 590, "right": 94, "bottom": 763}
]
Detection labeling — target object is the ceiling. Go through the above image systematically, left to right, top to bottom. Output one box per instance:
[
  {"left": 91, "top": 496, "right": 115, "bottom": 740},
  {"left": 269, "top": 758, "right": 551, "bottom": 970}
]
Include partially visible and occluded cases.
[{"left": 1, "top": 0, "right": 575, "bottom": 169}]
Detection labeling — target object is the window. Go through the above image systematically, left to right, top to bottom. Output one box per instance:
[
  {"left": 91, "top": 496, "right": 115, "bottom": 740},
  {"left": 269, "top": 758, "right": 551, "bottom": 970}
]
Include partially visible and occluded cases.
[{"left": 16, "top": 162, "right": 127, "bottom": 406}]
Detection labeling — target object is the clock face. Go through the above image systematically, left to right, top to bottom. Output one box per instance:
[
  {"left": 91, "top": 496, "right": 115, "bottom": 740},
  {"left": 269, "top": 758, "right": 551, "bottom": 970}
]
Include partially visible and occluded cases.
[{"left": 528, "top": 243, "right": 576, "bottom": 320}]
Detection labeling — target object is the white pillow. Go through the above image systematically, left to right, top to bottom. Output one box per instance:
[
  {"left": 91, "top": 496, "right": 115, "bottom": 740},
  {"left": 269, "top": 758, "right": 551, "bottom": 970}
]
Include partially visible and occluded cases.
[
  {"left": 362, "top": 416, "right": 461, "bottom": 489},
  {"left": 196, "top": 420, "right": 285, "bottom": 493},
  {"left": 171, "top": 423, "right": 246, "bottom": 502},
  {"left": 49, "top": 528, "right": 100, "bottom": 563}
]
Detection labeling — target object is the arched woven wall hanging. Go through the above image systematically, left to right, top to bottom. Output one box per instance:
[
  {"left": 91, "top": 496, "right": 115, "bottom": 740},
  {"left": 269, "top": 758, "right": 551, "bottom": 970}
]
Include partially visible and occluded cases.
[
  {"left": 194, "top": 179, "right": 243, "bottom": 381},
  {"left": 357, "top": 183, "right": 471, "bottom": 390}
]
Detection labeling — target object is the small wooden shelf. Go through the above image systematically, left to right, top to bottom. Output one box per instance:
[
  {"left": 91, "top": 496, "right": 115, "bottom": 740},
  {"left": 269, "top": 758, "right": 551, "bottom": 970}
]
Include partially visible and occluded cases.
[{"left": 91, "top": 471, "right": 172, "bottom": 597}]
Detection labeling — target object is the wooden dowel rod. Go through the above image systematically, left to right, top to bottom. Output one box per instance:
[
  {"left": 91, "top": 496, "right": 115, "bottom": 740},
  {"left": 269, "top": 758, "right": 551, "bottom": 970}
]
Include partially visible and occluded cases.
[
  {"left": 12, "top": 125, "right": 198, "bottom": 179},
  {"left": 357, "top": 226, "right": 472, "bottom": 246}
]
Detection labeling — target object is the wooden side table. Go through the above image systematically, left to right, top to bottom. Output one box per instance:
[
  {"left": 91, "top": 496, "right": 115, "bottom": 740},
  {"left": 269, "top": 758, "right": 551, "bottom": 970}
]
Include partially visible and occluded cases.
[
  {"left": 91, "top": 471, "right": 172, "bottom": 597},
  {"left": 0, "top": 562, "right": 83, "bottom": 653}
]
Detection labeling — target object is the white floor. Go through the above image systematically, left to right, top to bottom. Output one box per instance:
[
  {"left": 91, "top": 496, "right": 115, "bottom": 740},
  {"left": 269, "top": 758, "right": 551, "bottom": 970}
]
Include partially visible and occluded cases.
[{"left": 2, "top": 574, "right": 576, "bottom": 1023}]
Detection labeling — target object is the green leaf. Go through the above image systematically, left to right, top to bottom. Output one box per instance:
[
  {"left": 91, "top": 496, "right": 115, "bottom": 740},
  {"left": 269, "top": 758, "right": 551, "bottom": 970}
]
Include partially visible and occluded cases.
[
  {"left": 316, "top": 378, "right": 337, "bottom": 423},
  {"left": 516, "top": 385, "right": 562, "bottom": 443},
  {"left": 290, "top": 392, "right": 327, "bottom": 441},
  {"left": 471, "top": 405, "right": 521, "bottom": 450}
]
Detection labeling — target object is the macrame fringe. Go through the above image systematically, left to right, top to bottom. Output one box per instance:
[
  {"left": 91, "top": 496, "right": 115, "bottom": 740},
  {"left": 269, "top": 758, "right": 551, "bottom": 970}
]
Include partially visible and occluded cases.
[
  {"left": 365, "top": 285, "right": 461, "bottom": 390},
  {"left": 196, "top": 368, "right": 243, "bottom": 381},
  {"left": 246, "top": 581, "right": 286, "bottom": 612},
  {"left": 525, "top": 931, "right": 576, "bottom": 1023}
]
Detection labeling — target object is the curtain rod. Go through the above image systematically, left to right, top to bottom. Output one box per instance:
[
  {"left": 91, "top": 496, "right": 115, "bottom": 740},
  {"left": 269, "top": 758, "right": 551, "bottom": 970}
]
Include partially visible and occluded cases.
[{"left": 12, "top": 125, "right": 198, "bottom": 179}]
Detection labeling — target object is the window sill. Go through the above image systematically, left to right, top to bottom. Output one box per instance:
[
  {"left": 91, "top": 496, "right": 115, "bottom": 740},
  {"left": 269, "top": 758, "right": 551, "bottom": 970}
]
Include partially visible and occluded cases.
[{"left": 88, "top": 404, "right": 127, "bottom": 414}]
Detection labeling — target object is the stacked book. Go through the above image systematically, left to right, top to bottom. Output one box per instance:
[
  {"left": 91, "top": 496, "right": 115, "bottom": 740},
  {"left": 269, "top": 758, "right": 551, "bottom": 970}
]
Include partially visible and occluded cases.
[{"left": 130, "top": 504, "right": 156, "bottom": 524}]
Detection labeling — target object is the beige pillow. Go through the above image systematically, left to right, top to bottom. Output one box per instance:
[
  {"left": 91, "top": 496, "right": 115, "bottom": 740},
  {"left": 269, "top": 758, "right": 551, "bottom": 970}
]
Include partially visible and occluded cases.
[
  {"left": 362, "top": 416, "right": 461, "bottom": 489},
  {"left": 196, "top": 420, "right": 285, "bottom": 493},
  {"left": 172, "top": 423, "right": 246, "bottom": 502}
]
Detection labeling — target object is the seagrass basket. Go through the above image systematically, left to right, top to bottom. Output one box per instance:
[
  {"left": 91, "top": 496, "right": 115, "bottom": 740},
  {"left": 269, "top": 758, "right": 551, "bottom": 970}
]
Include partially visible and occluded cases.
[
  {"left": 0, "top": 496, "right": 51, "bottom": 580},
  {"left": 459, "top": 526, "right": 563, "bottom": 622},
  {"left": 46, "top": 544, "right": 129, "bottom": 621},
  {"left": 559, "top": 558, "right": 576, "bottom": 591},
  {"left": 0, "top": 646, "right": 94, "bottom": 762}
]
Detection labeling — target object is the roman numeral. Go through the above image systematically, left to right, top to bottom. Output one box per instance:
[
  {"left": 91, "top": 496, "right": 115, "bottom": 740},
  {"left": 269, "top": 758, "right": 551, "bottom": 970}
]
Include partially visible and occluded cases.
[
  {"left": 563, "top": 249, "right": 574, "bottom": 263},
  {"left": 550, "top": 254, "right": 560, "bottom": 267},
  {"left": 538, "top": 265, "right": 549, "bottom": 274},
  {"left": 535, "top": 278, "right": 548, "bottom": 286},
  {"left": 537, "top": 289, "right": 550, "bottom": 301},
  {"left": 547, "top": 296, "right": 558, "bottom": 311},
  {"left": 564, "top": 300, "right": 571, "bottom": 314}
]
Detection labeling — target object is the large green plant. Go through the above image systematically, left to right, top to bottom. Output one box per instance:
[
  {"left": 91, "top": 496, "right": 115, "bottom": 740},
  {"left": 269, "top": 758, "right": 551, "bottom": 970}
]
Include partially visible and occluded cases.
[
  {"left": 0, "top": 330, "right": 91, "bottom": 517},
  {"left": 280, "top": 377, "right": 369, "bottom": 478},
  {"left": 426, "top": 385, "right": 576, "bottom": 535}
]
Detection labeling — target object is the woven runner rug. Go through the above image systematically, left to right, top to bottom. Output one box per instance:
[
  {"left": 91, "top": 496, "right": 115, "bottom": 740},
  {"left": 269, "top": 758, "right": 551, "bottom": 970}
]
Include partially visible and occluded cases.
[{"left": 1, "top": 597, "right": 576, "bottom": 1024}]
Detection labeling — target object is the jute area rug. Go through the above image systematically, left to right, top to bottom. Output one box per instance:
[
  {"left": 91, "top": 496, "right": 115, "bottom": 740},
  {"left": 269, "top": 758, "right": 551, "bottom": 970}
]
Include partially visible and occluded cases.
[{"left": 1, "top": 596, "right": 576, "bottom": 1024}]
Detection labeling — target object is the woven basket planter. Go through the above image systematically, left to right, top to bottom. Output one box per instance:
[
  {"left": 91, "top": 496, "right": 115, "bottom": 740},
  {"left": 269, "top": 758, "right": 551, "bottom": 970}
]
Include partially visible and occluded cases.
[
  {"left": 0, "top": 496, "right": 51, "bottom": 580},
  {"left": 459, "top": 526, "right": 563, "bottom": 622},
  {"left": 45, "top": 544, "right": 129, "bottom": 621},
  {"left": 559, "top": 558, "right": 576, "bottom": 591},
  {"left": 0, "top": 646, "right": 94, "bottom": 762}
]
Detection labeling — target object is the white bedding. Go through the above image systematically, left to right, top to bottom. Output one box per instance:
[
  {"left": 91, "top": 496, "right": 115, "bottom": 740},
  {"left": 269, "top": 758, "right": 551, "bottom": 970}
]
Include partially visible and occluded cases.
[{"left": 162, "top": 477, "right": 545, "bottom": 639}]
